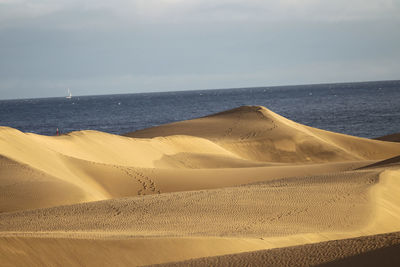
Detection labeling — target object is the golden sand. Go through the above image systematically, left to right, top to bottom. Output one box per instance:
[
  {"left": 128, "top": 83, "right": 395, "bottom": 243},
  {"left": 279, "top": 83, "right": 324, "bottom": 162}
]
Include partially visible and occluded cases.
[{"left": 0, "top": 106, "right": 399, "bottom": 266}]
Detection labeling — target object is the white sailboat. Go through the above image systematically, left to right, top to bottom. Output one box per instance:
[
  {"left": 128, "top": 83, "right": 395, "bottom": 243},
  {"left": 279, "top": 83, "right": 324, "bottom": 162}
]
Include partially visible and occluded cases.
[{"left": 66, "top": 88, "right": 72, "bottom": 99}]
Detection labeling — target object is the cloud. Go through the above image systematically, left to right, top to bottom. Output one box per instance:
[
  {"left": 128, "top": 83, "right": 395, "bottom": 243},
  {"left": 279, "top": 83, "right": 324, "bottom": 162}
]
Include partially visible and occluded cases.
[
  {"left": 0, "top": 0, "right": 398, "bottom": 29},
  {"left": 0, "top": 0, "right": 399, "bottom": 99}
]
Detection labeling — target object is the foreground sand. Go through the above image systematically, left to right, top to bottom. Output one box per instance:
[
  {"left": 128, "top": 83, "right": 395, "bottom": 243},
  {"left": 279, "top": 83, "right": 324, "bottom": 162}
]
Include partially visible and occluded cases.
[
  {"left": 0, "top": 106, "right": 399, "bottom": 266},
  {"left": 155, "top": 232, "right": 400, "bottom": 267}
]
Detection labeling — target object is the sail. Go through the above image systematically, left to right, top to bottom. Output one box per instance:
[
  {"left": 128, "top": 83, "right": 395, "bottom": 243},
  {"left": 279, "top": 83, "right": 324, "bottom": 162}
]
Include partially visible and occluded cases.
[{"left": 66, "top": 88, "right": 72, "bottom": 99}]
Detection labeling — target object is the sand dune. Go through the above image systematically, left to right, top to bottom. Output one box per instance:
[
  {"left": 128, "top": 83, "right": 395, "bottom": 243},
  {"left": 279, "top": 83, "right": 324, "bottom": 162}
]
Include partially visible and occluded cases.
[
  {"left": 1, "top": 105, "right": 400, "bottom": 266},
  {"left": 127, "top": 106, "right": 400, "bottom": 163},
  {"left": 375, "top": 132, "right": 400, "bottom": 142},
  {"left": 0, "top": 156, "right": 88, "bottom": 213},
  {"left": 1, "top": 167, "right": 400, "bottom": 265},
  {"left": 0, "top": 169, "right": 379, "bottom": 235},
  {"left": 3, "top": 232, "right": 400, "bottom": 267},
  {"left": 155, "top": 232, "right": 400, "bottom": 267}
]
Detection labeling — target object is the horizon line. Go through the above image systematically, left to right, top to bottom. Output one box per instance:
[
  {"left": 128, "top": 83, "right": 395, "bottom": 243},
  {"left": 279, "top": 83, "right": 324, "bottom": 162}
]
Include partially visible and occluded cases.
[{"left": 1, "top": 78, "right": 399, "bottom": 101}]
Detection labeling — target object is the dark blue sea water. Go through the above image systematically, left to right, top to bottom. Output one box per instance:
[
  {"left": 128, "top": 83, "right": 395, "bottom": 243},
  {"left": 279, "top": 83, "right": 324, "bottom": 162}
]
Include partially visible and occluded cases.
[{"left": 1, "top": 80, "right": 399, "bottom": 138}]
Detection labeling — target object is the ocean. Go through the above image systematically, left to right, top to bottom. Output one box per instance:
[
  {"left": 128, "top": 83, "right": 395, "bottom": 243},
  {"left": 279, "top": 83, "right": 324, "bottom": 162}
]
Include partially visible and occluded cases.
[{"left": 1, "top": 80, "right": 399, "bottom": 138}]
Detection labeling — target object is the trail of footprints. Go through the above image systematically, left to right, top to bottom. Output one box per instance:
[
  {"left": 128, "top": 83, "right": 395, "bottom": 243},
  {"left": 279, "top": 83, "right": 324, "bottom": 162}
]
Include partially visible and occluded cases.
[
  {"left": 222, "top": 108, "right": 278, "bottom": 141},
  {"left": 239, "top": 109, "right": 278, "bottom": 140},
  {"left": 223, "top": 112, "right": 243, "bottom": 138},
  {"left": 239, "top": 117, "right": 278, "bottom": 140},
  {"left": 80, "top": 160, "right": 162, "bottom": 197},
  {"left": 115, "top": 166, "right": 161, "bottom": 196}
]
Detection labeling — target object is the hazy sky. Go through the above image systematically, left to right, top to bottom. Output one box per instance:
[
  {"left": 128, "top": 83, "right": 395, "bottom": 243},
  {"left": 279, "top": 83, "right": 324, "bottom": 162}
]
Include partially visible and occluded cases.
[{"left": 0, "top": 0, "right": 399, "bottom": 99}]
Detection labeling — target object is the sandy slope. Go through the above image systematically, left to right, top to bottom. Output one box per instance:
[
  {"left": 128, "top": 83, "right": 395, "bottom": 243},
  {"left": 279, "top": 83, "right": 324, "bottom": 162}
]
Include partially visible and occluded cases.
[
  {"left": 1, "top": 105, "right": 400, "bottom": 266},
  {"left": 126, "top": 106, "right": 400, "bottom": 162},
  {"left": 1, "top": 167, "right": 400, "bottom": 265},
  {"left": 0, "top": 169, "right": 379, "bottom": 235},
  {"left": 2, "top": 232, "right": 400, "bottom": 267},
  {"left": 154, "top": 232, "right": 400, "bottom": 267}
]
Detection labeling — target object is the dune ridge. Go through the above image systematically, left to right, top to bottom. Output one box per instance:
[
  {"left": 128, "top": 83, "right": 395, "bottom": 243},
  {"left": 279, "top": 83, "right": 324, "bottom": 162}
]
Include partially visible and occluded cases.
[
  {"left": 1, "top": 105, "right": 400, "bottom": 266},
  {"left": 127, "top": 106, "right": 400, "bottom": 163}
]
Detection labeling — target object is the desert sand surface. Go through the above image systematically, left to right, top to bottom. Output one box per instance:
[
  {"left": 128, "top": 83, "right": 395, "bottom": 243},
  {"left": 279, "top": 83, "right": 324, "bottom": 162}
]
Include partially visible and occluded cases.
[
  {"left": 1, "top": 105, "right": 400, "bottom": 266},
  {"left": 154, "top": 231, "right": 400, "bottom": 267}
]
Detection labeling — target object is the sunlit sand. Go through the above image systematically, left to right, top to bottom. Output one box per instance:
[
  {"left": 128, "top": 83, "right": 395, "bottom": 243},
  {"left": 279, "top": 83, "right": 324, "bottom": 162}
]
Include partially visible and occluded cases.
[{"left": 1, "top": 106, "right": 400, "bottom": 266}]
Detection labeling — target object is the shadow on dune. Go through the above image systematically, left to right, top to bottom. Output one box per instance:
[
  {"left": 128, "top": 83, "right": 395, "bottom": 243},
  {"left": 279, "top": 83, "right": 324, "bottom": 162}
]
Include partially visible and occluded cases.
[
  {"left": 374, "top": 133, "right": 400, "bottom": 143},
  {"left": 358, "top": 155, "right": 400, "bottom": 170},
  {"left": 155, "top": 232, "right": 400, "bottom": 267},
  {"left": 319, "top": 243, "right": 400, "bottom": 267}
]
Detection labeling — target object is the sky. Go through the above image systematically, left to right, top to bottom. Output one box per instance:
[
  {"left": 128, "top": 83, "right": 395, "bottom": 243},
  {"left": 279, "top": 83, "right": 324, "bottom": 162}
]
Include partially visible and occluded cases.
[{"left": 0, "top": 0, "right": 399, "bottom": 99}]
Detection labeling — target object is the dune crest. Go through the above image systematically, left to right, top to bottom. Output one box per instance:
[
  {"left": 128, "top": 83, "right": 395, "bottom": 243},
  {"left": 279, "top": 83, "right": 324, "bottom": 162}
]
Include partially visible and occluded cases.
[{"left": 127, "top": 105, "right": 400, "bottom": 163}]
